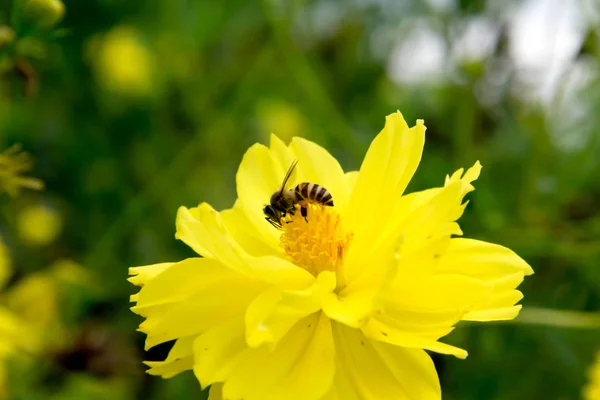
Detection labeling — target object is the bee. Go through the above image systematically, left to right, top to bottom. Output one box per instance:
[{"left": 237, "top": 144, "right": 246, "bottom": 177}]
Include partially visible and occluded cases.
[{"left": 263, "top": 160, "right": 334, "bottom": 228}]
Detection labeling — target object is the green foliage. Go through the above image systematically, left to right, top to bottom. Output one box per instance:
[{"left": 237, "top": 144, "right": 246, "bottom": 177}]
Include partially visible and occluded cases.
[{"left": 0, "top": 0, "right": 598, "bottom": 398}]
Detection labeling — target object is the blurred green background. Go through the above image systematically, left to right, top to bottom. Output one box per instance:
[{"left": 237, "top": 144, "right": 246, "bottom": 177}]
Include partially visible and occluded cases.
[{"left": 1, "top": 0, "right": 599, "bottom": 399}]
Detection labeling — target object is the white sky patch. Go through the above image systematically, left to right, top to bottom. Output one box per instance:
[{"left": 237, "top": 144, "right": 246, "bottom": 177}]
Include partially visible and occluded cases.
[
  {"left": 424, "top": 0, "right": 456, "bottom": 13},
  {"left": 508, "top": 0, "right": 586, "bottom": 105},
  {"left": 451, "top": 16, "right": 499, "bottom": 63},
  {"left": 387, "top": 21, "right": 447, "bottom": 85},
  {"left": 547, "top": 56, "right": 599, "bottom": 153}
]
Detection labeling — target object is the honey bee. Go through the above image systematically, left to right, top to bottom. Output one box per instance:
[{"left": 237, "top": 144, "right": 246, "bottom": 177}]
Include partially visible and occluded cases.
[{"left": 263, "top": 160, "right": 334, "bottom": 228}]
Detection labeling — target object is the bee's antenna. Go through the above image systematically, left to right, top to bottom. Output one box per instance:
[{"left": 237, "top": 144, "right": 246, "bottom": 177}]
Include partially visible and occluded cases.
[{"left": 279, "top": 160, "right": 298, "bottom": 194}]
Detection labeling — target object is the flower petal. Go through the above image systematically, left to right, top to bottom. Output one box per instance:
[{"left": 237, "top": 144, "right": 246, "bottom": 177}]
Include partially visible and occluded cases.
[
  {"left": 344, "top": 112, "right": 425, "bottom": 282},
  {"left": 268, "top": 134, "right": 297, "bottom": 177},
  {"left": 289, "top": 137, "right": 349, "bottom": 212},
  {"left": 235, "top": 142, "right": 286, "bottom": 247},
  {"left": 376, "top": 161, "right": 482, "bottom": 262},
  {"left": 340, "top": 162, "right": 481, "bottom": 309},
  {"left": 344, "top": 170, "right": 359, "bottom": 189},
  {"left": 221, "top": 200, "right": 283, "bottom": 257},
  {"left": 175, "top": 202, "right": 314, "bottom": 289},
  {"left": 436, "top": 238, "right": 533, "bottom": 321},
  {"left": 437, "top": 238, "right": 534, "bottom": 278},
  {"left": 131, "top": 257, "right": 265, "bottom": 349},
  {"left": 128, "top": 262, "right": 173, "bottom": 287},
  {"left": 245, "top": 271, "right": 335, "bottom": 348},
  {"left": 365, "top": 273, "right": 488, "bottom": 359},
  {"left": 387, "top": 273, "right": 492, "bottom": 313},
  {"left": 322, "top": 288, "right": 376, "bottom": 328},
  {"left": 222, "top": 313, "right": 335, "bottom": 400},
  {"left": 362, "top": 316, "right": 468, "bottom": 359},
  {"left": 193, "top": 318, "right": 249, "bottom": 388},
  {"left": 332, "top": 322, "right": 441, "bottom": 399},
  {"left": 144, "top": 336, "right": 195, "bottom": 378},
  {"left": 208, "top": 384, "right": 224, "bottom": 400}
]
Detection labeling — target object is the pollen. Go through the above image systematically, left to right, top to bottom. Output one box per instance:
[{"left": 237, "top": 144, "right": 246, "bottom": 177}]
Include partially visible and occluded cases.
[{"left": 279, "top": 204, "right": 353, "bottom": 277}]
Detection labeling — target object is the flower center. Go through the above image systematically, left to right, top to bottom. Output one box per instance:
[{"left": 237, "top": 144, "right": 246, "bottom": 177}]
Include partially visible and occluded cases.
[{"left": 279, "top": 204, "right": 353, "bottom": 279}]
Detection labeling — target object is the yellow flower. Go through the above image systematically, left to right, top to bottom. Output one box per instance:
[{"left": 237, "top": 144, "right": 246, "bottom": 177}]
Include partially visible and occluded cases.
[
  {"left": 20, "top": 0, "right": 65, "bottom": 30},
  {"left": 91, "top": 26, "right": 154, "bottom": 96},
  {"left": 256, "top": 99, "right": 306, "bottom": 143},
  {"left": 130, "top": 111, "right": 533, "bottom": 399},
  {"left": 0, "top": 145, "right": 44, "bottom": 197},
  {"left": 17, "top": 204, "right": 62, "bottom": 246},
  {"left": 0, "top": 237, "right": 32, "bottom": 399},
  {"left": 0, "top": 238, "right": 10, "bottom": 290},
  {"left": 584, "top": 351, "right": 600, "bottom": 400}
]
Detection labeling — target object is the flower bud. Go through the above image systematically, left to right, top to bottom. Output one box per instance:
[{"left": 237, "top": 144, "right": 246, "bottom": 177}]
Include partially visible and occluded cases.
[
  {"left": 20, "top": 0, "right": 65, "bottom": 30},
  {"left": 0, "top": 26, "right": 15, "bottom": 48}
]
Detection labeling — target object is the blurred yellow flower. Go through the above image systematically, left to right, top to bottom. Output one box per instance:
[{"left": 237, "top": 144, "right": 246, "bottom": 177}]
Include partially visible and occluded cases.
[
  {"left": 20, "top": 0, "right": 65, "bottom": 30},
  {"left": 0, "top": 26, "right": 15, "bottom": 49},
  {"left": 91, "top": 26, "right": 154, "bottom": 96},
  {"left": 256, "top": 99, "right": 305, "bottom": 143},
  {"left": 130, "top": 111, "right": 533, "bottom": 399},
  {"left": 0, "top": 145, "right": 44, "bottom": 197},
  {"left": 17, "top": 204, "right": 62, "bottom": 246},
  {"left": 0, "top": 237, "right": 34, "bottom": 399},
  {"left": 0, "top": 238, "right": 10, "bottom": 290},
  {"left": 48, "top": 258, "right": 89, "bottom": 287},
  {"left": 5, "top": 274, "right": 59, "bottom": 352},
  {"left": 584, "top": 351, "right": 600, "bottom": 400}
]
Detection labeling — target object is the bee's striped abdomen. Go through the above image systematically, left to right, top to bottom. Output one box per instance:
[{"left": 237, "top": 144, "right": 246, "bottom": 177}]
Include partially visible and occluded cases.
[{"left": 294, "top": 182, "right": 334, "bottom": 206}]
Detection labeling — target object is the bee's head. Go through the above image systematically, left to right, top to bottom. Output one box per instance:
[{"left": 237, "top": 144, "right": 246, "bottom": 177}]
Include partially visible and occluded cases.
[
  {"left": 263, "top": 205, "right": 281, "bottom": 221},
  {"left": 263, "top": 205, "right": 282, "bottom": 228}
]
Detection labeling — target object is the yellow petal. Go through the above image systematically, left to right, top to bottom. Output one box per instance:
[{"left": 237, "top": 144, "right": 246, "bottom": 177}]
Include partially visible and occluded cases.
[
  {"left": 344, "top": 112, "right": 425, "bottom": 283},
  {"left": 269, "top": 134, "right": 296, "bottom": 172},
  {"left": 234, "top": 135, "right": 350, "bottom": 254},
  {"left": 289, "top": 137, "right": 349, "bottom": 212},
  {"left": 235, "top": 142, "right": 287, "bottom": 248},
  {"left": 378, "top": 161, "right": 482, "bottom": 260},
  {"left": 344, "top": 162, "right": 480, "bottom": 298},
  {"left": 344, "top": 171, "right": 359, "bottom": 195},
  {"left": 221, "top": 200, "right": 283, "bottom": 257},
  {"left": 175, "top": 202, "right": 314, "bottom": 289},
  {"left": 175, "top": 204, "right": 244, "bottom": 263},
  {"left": 0, "top": 238, "right": 11, "bottom": 290},
  {"left": 437, "top": 238, "right": 533, "bottom": 321},
  {"left": 437, "top": 238, "right": 534, "bottom": 279},
  {"left": 132, "top": 258, "right": 265, "bottom": 349},
  {"left": 128, "top": 262, "right": 173, "bottom": 287},
  {"left": 245, "top": 271, "right": 335, "bottom": 348},
  {"left": 388, "top": 273, "right": 491, "bottom": 313},
  {"left": 322, "top": 288, "right": 376, "bottom": 328},
  {"left": 371, "top": 305, "right": 463, "bottom": 338},
  {"left": 463, "top": 305, "right": 523, "bottom": 321},
  {"left": 0, "top": 307, "right": 30, "bottom": 353},
  {"left": 223, "top": 313, "right": 335, "bottom": 400},
  {"left": 361, "top": 316, "right": 468, "bottom": 359},
  {"left": 193, "top": 318, "right": 249, "bottom": 388},
  {"left": 332, "top": 322, "right": 441, "bottom": 399},
  {"left": 144, "top": 336, "right": 195, "bottom": 378},
  {"left": 208, "top": 384, "right": 224, "bottom": 400}
]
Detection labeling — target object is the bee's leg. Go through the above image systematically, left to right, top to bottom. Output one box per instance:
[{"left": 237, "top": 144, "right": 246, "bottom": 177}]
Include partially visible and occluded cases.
[{"left": 301, "top": 206, "right": 308, "bottom": 222}]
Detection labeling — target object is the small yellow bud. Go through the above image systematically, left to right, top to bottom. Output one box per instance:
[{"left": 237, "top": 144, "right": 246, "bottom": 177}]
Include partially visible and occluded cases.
[
  {"left": 20, "top": 0, "right": 65, "bottom": 30},
  {"left": 0, "top": 26, "right": 15, "bottom": 48},
  {"left": 91, "top": 26, "right": 155, "bottom": 96},
  {"left": 17, "top": 205, "right": 62, "bottom": 246},
  {"left": 0, "top": 237, "right": 11, "bottom": 289}
]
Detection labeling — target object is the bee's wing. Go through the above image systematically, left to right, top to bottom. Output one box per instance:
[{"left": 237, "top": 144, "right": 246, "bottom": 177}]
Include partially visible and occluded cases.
[{"left": 279, "top": 159, "right": 298, "bottom": 193}]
